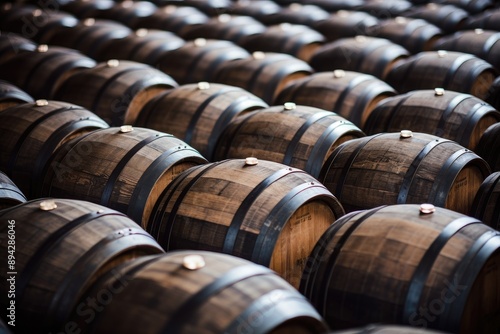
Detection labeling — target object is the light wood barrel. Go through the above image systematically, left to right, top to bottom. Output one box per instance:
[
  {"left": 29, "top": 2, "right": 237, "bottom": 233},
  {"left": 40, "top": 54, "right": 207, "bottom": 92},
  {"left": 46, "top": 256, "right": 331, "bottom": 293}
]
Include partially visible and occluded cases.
[
  {"left": 256, "top": 3, "right": 330, "bottom": 26},
  {"left": 404, "top": 3, "right": 469, "bottom": 32},
  {"left": 464, "top": 8, "right": 500, "bottom": 30},
  {"left": 312, "top": 10, "right": 379, "bottom": 42},
  {"left": 0, "top": 33, "right": 37, "bottom": 64},
  {"left": 309, "top": 36, "right": 409, "bottom": 80},
  {"left": 214, "top": 51, "right": 313, "bottom": 104},
  {"left": 385, "top": 51, "right": 498, "bottom": 100},
  {"left": 54, "top": 60, "right": 177, "bottom": 126},
  {"left": 274, "top": 70, "right": 396, "bottom": 129},
  {"left": 0, "top": 80, "right": 33, "bottom": 112},
  {"left": 135, "top": 82, "right": 268, "bottom": 161},
  {"left": 364, "top": 89, "right": 500, "bottom": 150},
  {"left": 0, "top": 100, "right": 109, "bottom": 198},
  {"left": 214, "top": 104, "right": 365, "bottom": 178},
  {"left": 475, "top": 122, "right": 500, "bottom": 172},
  {"left": 40, "top": 127, "right": 207, "bottom": 228},
  {"left": 318, "top": 132, "right": 491, "bottom": 214},
  {"left": 148, "top": 158, "right": 345, "bottom": 288},
  {"left": 0, "top": 171, "right": 26, "bottom": 210},
  {"left": 470, "top": 172, "right": 500, "bottom": 230},
  {"left": 0, "top": 198, "right": 164, "bottom": 334},
  {"left": 300, "top": 204, "right": 500, "bottom": 333},
  {"left": 68, "top": 251, "right": 328, "bottom": 334}
]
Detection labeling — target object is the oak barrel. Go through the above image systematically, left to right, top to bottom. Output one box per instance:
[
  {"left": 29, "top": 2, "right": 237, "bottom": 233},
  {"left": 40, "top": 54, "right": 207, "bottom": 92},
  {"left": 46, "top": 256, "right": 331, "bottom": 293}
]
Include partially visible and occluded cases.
[
  {"left": 59, "top": 0, "right": 115, "bottom": 19},
  {"left": 84, "top": 0, "right": 157, "bottom": 28},
  {"left": 161, "top": 0, "right": 232, "bottom": 16},
  {"left": 228, "top": 0, "right": 281, "bottom": 24},
  {"left": 304, "top": 0, "right": 363, "bottom": 12},
  {"left": 355, "top": 0, "right": 412, "bottom": 18},
  {"left": 436, "top": 0, "right": 494, "bottom": 14},
  {"left": 255, "top": 3, "right": 329, "bottom": 27},
  {"left": 404, "top": 3, "right": 469, "bottom": 33},
  {"left": 464, "top": 8, "right": 500, "bottom": 31},
  {"left": 312, "top": 10, "right": 379, "bottom": 42},
  {"left": 0, "top": 32, "right": 37, "bottom": 64},
  {"left": 309, "top": 36, "right": 410, "bottom": 80},
  {"left": 214, "top": 51, "right": 314, "bottom": 104},
  {"left": 385, "top": 51, "right": 498, "bottom": 100},
  {"left": 54, "top": 59, "right": 177, "bottom": 126},
  {"left": 274, "top": 70, "right": 396, "bottom": 129},
  {"left": 486, "top": 76, "right": 500, "bottom": 111},
  {"left": 0, "top": 80, "right": 33, "bottom": 112},
  {"left": 135, "top": 82, "right": 268, "bottom": 161},
  {"left": 364, "top": 89, "right": 500, "bottom": 150},
  {"left": 0, "top": 100, "right": 109, "bottom": 198},
  {"left": 214, "top": 103, "right": 365, "bottom": 178},
  {"left": 475, "top": 122, "right": 500, "bottom": 172},
  {"left": 40, "top": 127, "right": 207, "bottom": 228},
  {"left": 318, "top": 132, "right": 491, "bottom": 214},
  {"left": 148, "top": 158, "right": 345, "bottom": 288},
  {"left": 0, "top": 171, "right": 26, "bottom": 210},
  {"left": 470, "top": 172, "right": 500, "bottom": 230},
  {"left": 0, "top": 198, "right": 164, "bottom": 333},
  {"left": 300, "top": 204, "right": 500, "bottom": 333},
  {"left": 69, "top": 251, "right": 328, "bottom": 334},
  {"left": 329, "top": 325, "right": 448, "bottom": 333}
]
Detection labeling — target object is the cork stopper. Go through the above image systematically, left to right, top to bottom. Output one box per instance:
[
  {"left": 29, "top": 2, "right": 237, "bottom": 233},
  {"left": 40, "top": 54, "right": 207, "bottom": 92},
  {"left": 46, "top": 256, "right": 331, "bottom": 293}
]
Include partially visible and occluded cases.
[
  {"left": 289, "top": 3, "right": 302, "bottom": 11},
  {"left": 164, "top": 5, "right": 176, "bottom": 13},
  {"left": 33, "top": 9, "right": 43, "bottom": 17},
  {"left": 337, "top": 10, "right": 349, "bottom": 17},
  {"left": 218, "top": 14, "right": 231, "bottom": 22},
  {"left": 395, "top": 16, "right": 407, "bottom": 24},
  {"left": 83, "top": 18, "right": 95, "bottom": 26},
  {"left": 135, "top": 28, "right": 148, "bottom": 37},
  {"left": 474, "top": 28, "right": 484, "bottom": 35},
  {"left": 355, "top": 35, "right": 367, "bottom": 43},
  {"left": 194, "top": 38, "right": 207, "bottom": 47},
  {"left": 37, "top": 44, "right": 49, "bottom": 53},
  {"left": 437, "top": 50, "right": 447, "bottom": 58},
  {"left": 252, "top": 51, "right": 266, "bottom": 60},
  {"left": 107, "top": 59, "right": 120, "bottom": 67},
  {"left": 333, "top": 69, "right": 346, "bottom": 78},
  {"left": 197, "top": 82, "right": 210, "bottom": 90},
  {"left": 434, "top": 88, "right": 445, "bottom": 96},
  {"left": 35, "top": 99, "right": 49, "bottom": 107},
  {"left": 284, "top": 102, "right": 296, "bottom": 110},
  {"left": 120, "top": 125, "right": 133, "bottom": 133},
  {"left": 400, "top": 130, "right": 413, "bottom": 138},
  {"left": 245, "top": 157, "right": 259, "bottom": 166},
  {"left": 39, "top": 200, "right": 57, "bottom": 211},
  {"left": 420, "top": 203, "right": 436, "bottom": 214},
  {"left": 182, "top": 255, "right": 206, "bottom": 270}
]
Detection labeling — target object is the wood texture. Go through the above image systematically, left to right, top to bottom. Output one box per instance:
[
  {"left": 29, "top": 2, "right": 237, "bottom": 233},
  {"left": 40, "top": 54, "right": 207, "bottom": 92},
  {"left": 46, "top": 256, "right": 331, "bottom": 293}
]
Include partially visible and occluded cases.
[
  {"left": 404, "top": 3, "right": 469, "bottom": 32},
  {"left": 464, "top": 8, "right": 500, "bottom": 30},
  {"left": 312, "top": 11, "right": 379, "bottom": 42},
  {"left": 0, "top": 80, "right": 33, "bottom": 112},
  {"left": 135, "top": 82, "right": 268, "bottom": 160},
  {"left": 364, "top": 90, "right": 500, "bottom": 150},
  {"left": 0, "top": 100, "right": 109, "bottom": 198},
  {"left": 214, "top": 104, "right": 365, "bottom": 178},
  {"left": 476, "top": 122, "right": 500, "bottom": 172},
  {"left": 40, "top": 127, "right": 207, "bottom": 228},
  {"left": 319, "top": 132, "right": 491, "bottom": 214},
  {"left": 148, "top": 159, "right": 345, "bottom": 288},
  {"left": 0, "top": 170, "right": 26, "bottom": 210},
  {"left": 470, "top": 172, "right": 500, "bottom": 230},
  {"left": 0, "top": 198, "right": 164, "bottom": 333},
  {"left": 300, "top": 204, "right": 500, "bottom": 333},
  {"left": 68, "top": 251, "right": 328, "bottom": 334}
]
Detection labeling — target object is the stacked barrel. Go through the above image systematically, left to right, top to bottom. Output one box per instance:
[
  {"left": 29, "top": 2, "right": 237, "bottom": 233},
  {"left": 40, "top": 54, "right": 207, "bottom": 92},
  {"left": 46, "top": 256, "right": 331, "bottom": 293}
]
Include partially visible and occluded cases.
[{"left": 0, "top": 0, "right": 499, "bottom": 333}]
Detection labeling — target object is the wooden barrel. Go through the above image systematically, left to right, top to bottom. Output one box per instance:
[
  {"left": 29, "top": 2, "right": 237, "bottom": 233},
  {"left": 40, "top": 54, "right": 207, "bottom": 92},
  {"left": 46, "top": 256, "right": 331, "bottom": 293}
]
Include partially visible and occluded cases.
[
  {"left": 59, "top": 0, "right": 115, "bottom": 19},
  {"left": 85, "top": 0, "right": 157, "bottom": 28},
  {"left": 161, "top": 0, "right": 232, "bottom": 16},
  {"left": 228, "top": 0, "right": 281, "bottom": 24},
  {"left": 305, "top": 0, "right": 364, "bottom": 12},
  {"left": 355, "top": 0, "right": 413, "bottom": 18},
  {"left": 435, "top": 0, "right": 494, "bottom": 14},
  {"left": 256, "top": 3, "right": 330, "bottom": 26},
  {"left": 404, "top": 3, "right": 469, "bottom": 33},
  {"left": 464, "top": 8, "right": 500, "bottom": 31},
  {"left": 313, "top": 10, "right": 379, "bottom": 42},
  {"left": 367, "top": 17, "right": 443, "bottom": 54},
  {"left": 239, "top": 23, "right": 325, "bottom": 62},
  {"left": 94, "top": 29, "right": 185, "bottom": 66},
  {"left": 434, "top": 29, "right": 500, "bottom": 70},
  {"left": 0, "top": 32, "right": 37, "bottom": 64},
  {"left": 309, "top": 36, "right": 410, "bottom": 80},
  {"left": 157, "top": 38, "right": 250, "bottom": 85},
  {"left": 0, "top": 45, "right": 96, "bottom": 99},
  {"left": 214, "top": 51, "right": 314, "bottom": 104},
  {"left": 385, "top": 51, "right": 498, "bottom": 100},
  {"left": 54, "top": 59, "right": 177, "bottom": 126},
  {"left": 274, "top": 70, "right": 396, "bottom": 129},
  {"left": 486, "top": 76, "right": 500, "bottom": 111},
  {"left": 0, "top": 80, "right": 33, "bottom": 112},
  {"left": 135, "top": 82, "right": 268, "bottom": 161},
  {"left": 364, "top": 89, "right": 500, "bottom": 150},
  {"left": 0, "top": 100, "right": 109, "bottom": 198},
  {"left": 214, "top": 104, "right": 365, "bottom": 178},
  {"left": 475, "top": 122, "right": 500, "bottom": 172},
  {"left": 40, "top": 127, "right": 207, "bottom": 228},
  {"left": 319, "top": 132, "right": 491, "bottom": 214},
  {"left": 148, "top": 158, "right": 345, "bottom": 288},
  {"left": 0, "top": 171, "right": 26, "bottom": 210},
  {"left": 470, "top": 171, "right": 500, "bottom": 230},
  {"left": 0, "top": 198, "right": 164, "bottom": 333},
  {"left": 300, "top": 204, "right": 500, "bottom": 332},
  {"left": 68, "top": 251, "right": 328, "bottom": 334},
  {"left": 329, "top": 324, "right": 448, "bottom": 333}
]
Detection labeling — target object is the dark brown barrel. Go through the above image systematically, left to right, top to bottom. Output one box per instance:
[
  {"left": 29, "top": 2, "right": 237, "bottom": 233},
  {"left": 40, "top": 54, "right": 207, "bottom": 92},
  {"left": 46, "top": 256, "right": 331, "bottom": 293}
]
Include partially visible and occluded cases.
[
  {"left": 59, "top": 0, "right": 115, "bottom": 19},
  {"left": 84, "top": 0, "right": 157, "bottom": 28},
  {"left": 161, "top": 0, "right": 232, "bottom": 16},
  {"left": 228, "top": 0, "right": 281, "bottom": 23},
  {"left": 305, "top": 0, "right": 364, "bottom": 12},
  {"left": 355, "top": 0, "right": 413, "bottom": 18},
  {"left": 436, "top": 0, "right": 494, "bottom": 14},
  {"left": 257, "top": 3, "right": 330, "bottom": 26},
  {"left": 404, "top": 3, "right": 469, "bottom": 32},
  {"left": 131, "top": 5, "right": 209, "bottom": 35},
  {"left": 464, "top": 8, "right": 500, "bottom": 30},
  {"left": 313, "top": 10, "right": 379, "bottom": 42},
  {"left": 179, "top": 14, "right": 266, "bottom": 44},
  {"left": 367, "top": 17, "right": 443, "bottom": 54},
  {"left": 42, "top": 18, "right": 132, "bottom": 59},
  {"left": 239, "top": 23, "right": 325, "bottom": 62},
  {"left": 95, "top": 29, "right": 185, "bottom": 66},
  {"left": 434, "top": 29, "right": 500, "bottom": 71},
  {"left": 0, "top": 32, "right": 37, "bottom": 64},
  {"left": 309, "top": 36, "right": 410, "bottom": 80},
  {"left": 157, "top": 38, "right": 250, "bottom": 85},
  {"left": 0, "top": 45, "right": 96, "bottom": 99},
  {"left": 214, "top": 51, "right": 313, "bottom": 104},
  {"left": 386, "top": 51, "right": 498, "bottom": 100},
  {"left": 54, "top": 59, "right": 177, "bottom": 126},
  {"left": 274, "top": 70, "right": 396, "bottom": 129},
  {"left": 486, "top": 76, "right": 500, "bottom": 111},
  {"left": 0, "top": 80, "right": 33, "bottom": 112},
  {"left": 135, "top": 82, "right": 268, "bottom": 160},
  {"left": 364, "top": 89, "right": 500, "bottom": 150},
  {"left": 0, "top": 100, "right": 109, "bottom": 198},
  {"left": 214, "top": 103, "right": 365, "bottom": 178},
  {"left": 476, "top": 122, "right": 500, "bottom": 172},
  {"left": 40, "top": 127, "right": 207, "bottom": 228},
  {"left": 319, "top": 132, "right": 491, "bottom": 214},
  {"left": 148, "top": 158, "right": 345, "bottom": 288},
  {"left": 0, "top": 171, "right": 26, "bottom": 210},
  {"left": 470, "top": 171, "right": 500, "bottom": 230},
  {"left": 0, "top": 198, "right": 164, "bottom": 334},
  {"left": 300, "top": 204, "right": 500, "bottom": 333},
  {"left": 69, "top": 251, "right": 328, "bottom": 334},
  {"left": 329, "top": 325, "right": 448, "bottom": 333}
]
